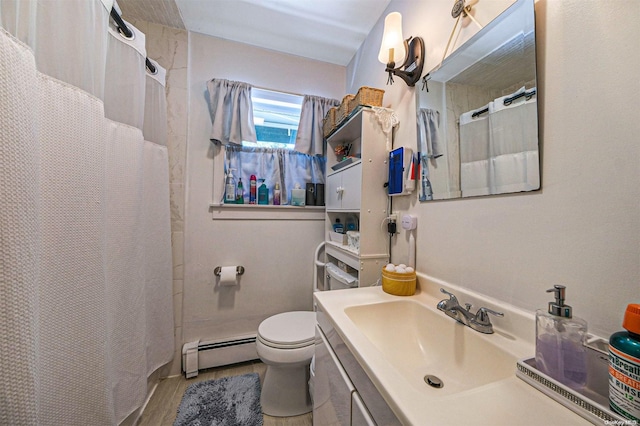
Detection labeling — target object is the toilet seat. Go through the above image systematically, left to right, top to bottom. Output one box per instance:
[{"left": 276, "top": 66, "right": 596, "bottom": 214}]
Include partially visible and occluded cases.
[{"left": 257, "top": 311, "right": 316, "bottom": 349}]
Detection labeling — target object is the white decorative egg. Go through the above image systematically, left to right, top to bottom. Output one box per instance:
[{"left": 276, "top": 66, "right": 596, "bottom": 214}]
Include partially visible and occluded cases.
[
  {"left": 398, "top": 263, "right": 407, "bottom": 269},
  {"left": 385, "top": 264, "right": 396, "bottom": 272},
  {"left": 395, "top": 267, "right": 406, "bottom": 273},
  {"left": 405, "top": 267, "right": 414, "bottom": 273}
]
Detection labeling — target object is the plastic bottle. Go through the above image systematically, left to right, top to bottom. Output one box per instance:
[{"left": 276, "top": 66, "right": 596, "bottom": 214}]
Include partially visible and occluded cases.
[
  {"left": 225, "top": 168, "right": 237, "bottom": 204},
  {"left": 249, "top": 175, "right": 257, "bottom": 204},
  {"left": 236, "top": 178, "right": 244, "bottom": 204},
  {"left": 257, "top": 179, "right": 269, "bottom": 205},
  {"left": 273, "top": 183, "right": 281, "bottom": 205},
  {"left": 291, "top": 183, "right": 305, "bottom": 206},
  {"left": 333, "top": 218, "right": 344, "bottom": 233},
  {"left": 535, "top": 285, "right": 588, "bottom": 390},
  {"left": 609, "top": 304, "right": 640, "bottom": 422}
]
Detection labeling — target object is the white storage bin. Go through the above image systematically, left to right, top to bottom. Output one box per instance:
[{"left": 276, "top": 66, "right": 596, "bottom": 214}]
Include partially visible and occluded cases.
[{"left": 329, "top": 231, "right": 347, "bottom": 245}]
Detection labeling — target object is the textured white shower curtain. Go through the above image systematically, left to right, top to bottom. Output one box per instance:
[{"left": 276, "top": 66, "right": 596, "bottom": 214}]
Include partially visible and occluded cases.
[
  {"left": 0, "top": 0, "right": 112, "bottom": 99},
  {"left": 0, "top": 1, "right": 173, "bottom": 424},
  {"left": 104, "top": 20, "right": 146, "bottom": 128},
  {"left": 0, "top": 25, "right": 41, "bottom": 425},
  {"left": 143, "top": 58, "right": 168, "bottom": 146},
  {"left": 459, "top": 88, "right": 539, "bottom": 197},
  {"left": 489, "top": 90, "right": 539, "bottom": 193},
  {"left": 460, "top": 106, "right": 491, "bottom": 197}
]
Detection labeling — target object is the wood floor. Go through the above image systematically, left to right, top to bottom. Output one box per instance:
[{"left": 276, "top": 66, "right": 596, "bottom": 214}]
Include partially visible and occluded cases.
[{"left": 137, "top": 360, "right": 313, "bottom": 426}]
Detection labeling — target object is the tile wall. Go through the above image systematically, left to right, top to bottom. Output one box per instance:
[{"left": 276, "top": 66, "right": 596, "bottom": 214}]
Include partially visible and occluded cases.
[{"left": 130, "top": 19, "right": 188, "bottom": 376}]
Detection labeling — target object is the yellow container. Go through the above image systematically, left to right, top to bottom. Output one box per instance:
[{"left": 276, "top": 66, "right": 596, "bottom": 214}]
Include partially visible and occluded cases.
[{"left": 381, "top": 268, "right": 416, "bottom": 296}]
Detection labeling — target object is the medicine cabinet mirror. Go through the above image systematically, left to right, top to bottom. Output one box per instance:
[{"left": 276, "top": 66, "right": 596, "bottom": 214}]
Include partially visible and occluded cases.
[{"left": 416, "top": 0, "right": 539, "bottom": 201}]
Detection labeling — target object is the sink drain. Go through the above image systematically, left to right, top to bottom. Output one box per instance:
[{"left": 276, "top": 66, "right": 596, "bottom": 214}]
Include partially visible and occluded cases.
[{"left": 424, "top": 375, "right": 443, "bottom": 388}]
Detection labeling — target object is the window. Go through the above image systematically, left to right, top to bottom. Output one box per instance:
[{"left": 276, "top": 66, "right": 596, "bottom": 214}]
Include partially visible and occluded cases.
[{"left": 243, "top": 88, "right": 303, "bottom": 150}]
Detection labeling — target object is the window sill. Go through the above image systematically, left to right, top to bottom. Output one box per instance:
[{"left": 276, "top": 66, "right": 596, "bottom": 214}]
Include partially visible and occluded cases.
[{"left": 209, "top": 203, "right": 325, "bottom": 220}]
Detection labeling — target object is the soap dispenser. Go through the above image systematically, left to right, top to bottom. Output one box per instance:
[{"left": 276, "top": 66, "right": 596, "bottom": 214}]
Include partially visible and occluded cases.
[{"left": 535, "top": 285, "right": 588, "bottom": 390}]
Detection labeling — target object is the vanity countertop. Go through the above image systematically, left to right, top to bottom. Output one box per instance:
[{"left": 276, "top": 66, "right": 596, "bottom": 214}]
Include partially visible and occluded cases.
[{"left": 314, "top": 277, "right": 592, "bottom": 426}]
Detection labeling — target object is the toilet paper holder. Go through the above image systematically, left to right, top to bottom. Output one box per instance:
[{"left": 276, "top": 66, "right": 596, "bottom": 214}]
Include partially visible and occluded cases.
[{"left": 214, "top": 266, "right": 245, "bottom": 276}]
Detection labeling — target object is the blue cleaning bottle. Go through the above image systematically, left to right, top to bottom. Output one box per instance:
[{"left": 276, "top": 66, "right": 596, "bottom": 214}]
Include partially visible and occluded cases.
[{"left": 257, "top": 179, "right": 269, "bottom": 205}]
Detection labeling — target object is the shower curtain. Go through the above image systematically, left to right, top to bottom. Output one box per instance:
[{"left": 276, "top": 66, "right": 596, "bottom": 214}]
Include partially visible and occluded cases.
[
  {"left": 0, "top": 1, "right": 173, "bottom": 425},
  {"left": 459, "top": 87, "right": 539, "bottom": 196}
]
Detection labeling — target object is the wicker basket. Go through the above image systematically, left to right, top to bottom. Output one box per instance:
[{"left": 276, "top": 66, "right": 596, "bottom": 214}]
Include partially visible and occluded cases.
[
  {"left": 349, "top": 86, "right": 385, "bottom": 111},
  {"left": 336, "top": 94, "right": 356, "bottom": 125},
  {"left": 322, "top": 107, "right": 338, "bottom": 137},
  {"left": 381, "top": 267, "right": 416, "bottom": 296}
]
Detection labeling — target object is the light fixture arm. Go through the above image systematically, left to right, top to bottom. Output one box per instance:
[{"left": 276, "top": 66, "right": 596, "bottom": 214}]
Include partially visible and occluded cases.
[{"left": 385, "top": 36, "right": 425, "bottom": 87}]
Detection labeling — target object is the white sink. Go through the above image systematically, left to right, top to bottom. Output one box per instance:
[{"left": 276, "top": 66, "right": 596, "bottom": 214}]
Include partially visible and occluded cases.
[{"left": 344, "top": 299, "right": 517, "bottom": 396}]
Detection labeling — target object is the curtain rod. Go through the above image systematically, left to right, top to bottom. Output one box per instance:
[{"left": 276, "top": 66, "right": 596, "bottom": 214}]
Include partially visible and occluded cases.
[
  {"left": 109, "top": 7, "right": 157, "bottom": 75},
  {"left": 251, "top": 84, "right": 305, "bottom": 98},
  {"left": 471, "top": 88, "right": 537, "bottom": 118}
]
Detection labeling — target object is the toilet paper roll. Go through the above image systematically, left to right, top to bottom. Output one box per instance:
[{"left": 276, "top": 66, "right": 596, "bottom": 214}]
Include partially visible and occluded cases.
[{"left": 219, "top": 266, "right": 237, "bottom": 286}]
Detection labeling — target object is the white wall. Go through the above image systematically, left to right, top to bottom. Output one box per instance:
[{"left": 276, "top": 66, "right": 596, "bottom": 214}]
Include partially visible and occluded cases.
[
  {"left": 348, "top": 0, "right": 640, "bottom": 338},
  {"left": 183, "top": 33, "right": 345, "bottom": 344}
]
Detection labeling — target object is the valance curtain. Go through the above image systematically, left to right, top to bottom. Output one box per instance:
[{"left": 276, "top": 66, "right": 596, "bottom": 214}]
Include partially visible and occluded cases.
[
  {"left": 0, "top": 1, "right": 174, "bottom": 423},
  {"left": 206, "top": 78, "right": 257, "bottom": 145},
  {"left": 459, "top": 87, "right": 539, "bottom": 196},
  {"left": 294, "top": 94, "right": 339, "bottom": 156},
  {"left": 224, "top": 145, "right": 326, "bottom": 205}
]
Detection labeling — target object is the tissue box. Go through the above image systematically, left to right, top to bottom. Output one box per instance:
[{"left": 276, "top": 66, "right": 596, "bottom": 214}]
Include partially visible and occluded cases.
[
  {"left": 291, "top": 188, "right": 306, "bottom": 206},
  {"left": 346, "top": 231, "right": 360, "bottom": 252}
]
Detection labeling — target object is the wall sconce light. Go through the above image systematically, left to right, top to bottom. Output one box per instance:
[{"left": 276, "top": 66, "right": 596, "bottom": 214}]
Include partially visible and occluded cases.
[{"left": 378, "top": 12, "right": 424, "bottom": 87}]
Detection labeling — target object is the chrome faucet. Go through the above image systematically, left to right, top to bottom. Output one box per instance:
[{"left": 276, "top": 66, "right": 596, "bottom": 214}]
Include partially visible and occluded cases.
[{"left": 436, "top": 288, "right": 504, "bottom": 334}]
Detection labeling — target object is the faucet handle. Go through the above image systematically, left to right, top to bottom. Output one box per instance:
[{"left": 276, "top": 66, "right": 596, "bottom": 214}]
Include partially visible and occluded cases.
[
  {"left": 437, "top": 288, "right": 460, "bottom": 311},
  {"left": 439, "top": 288, "right": 458, "bottom": 302},
  {"left": 464, "top": 303, "right": 473, "bottom": 311},
  {"left": 474, "top": 307, "right": 504, "bottom": 325}
]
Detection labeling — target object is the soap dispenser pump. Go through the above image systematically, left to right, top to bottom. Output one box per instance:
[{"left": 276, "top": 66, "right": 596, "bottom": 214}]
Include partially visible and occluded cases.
[{"left": 535, "top": 285, "right": 588, "bottom": 390}]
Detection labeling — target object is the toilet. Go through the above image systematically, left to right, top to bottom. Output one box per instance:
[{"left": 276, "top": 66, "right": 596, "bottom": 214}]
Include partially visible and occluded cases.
[{"left": 256, "top": 310, "right": 317, "bottom": 417}]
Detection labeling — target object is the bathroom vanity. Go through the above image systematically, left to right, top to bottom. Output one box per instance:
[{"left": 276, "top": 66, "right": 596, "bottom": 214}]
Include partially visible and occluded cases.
[{"left": 313, "top": 278, "right": 593, "bottom": 425}]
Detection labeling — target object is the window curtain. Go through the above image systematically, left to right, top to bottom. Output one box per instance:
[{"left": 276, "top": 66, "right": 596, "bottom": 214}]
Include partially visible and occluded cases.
[
  {"left": 206, "top": 78, "right": 257, "bottom": 145},
  {"left": 294, "top": 94, "right": 339, "bottom": 156},
  {"left": 225, "top": 145, "right": 326, "bottom": 204}
]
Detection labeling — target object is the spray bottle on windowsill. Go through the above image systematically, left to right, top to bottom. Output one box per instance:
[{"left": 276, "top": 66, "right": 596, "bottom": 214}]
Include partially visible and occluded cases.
[
  {"left": 224, "top": 168, "right": 237, "bottom": 204},
  {"left": 249, "top": 174, "right": 257, "bottom": 204},
  {"left": 236, "top": 178, "right": 244, "bottom": 204},
  {"left": 273, "top": 183, "right": 281, "bottom": 205}
]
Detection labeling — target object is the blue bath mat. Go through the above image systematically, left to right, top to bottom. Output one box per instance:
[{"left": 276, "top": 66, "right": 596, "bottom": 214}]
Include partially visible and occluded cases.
[{"left": 173, "top": 373, "right": 263, "bottom": 426}]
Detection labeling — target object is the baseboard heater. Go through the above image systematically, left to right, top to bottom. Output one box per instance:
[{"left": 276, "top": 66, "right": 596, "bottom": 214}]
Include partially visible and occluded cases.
[{"left": 182, "top": 334, "right": 258, "bottom": 378}]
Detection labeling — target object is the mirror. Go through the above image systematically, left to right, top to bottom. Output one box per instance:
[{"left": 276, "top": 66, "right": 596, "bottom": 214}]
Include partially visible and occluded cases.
[{"left": 416, "top": 0, "right": 539, "bottom": 201}]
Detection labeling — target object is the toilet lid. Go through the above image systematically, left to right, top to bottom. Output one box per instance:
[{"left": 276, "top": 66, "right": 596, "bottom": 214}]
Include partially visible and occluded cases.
[{"left": 258, "top": 311, "right": 316, "bottom": 349}]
